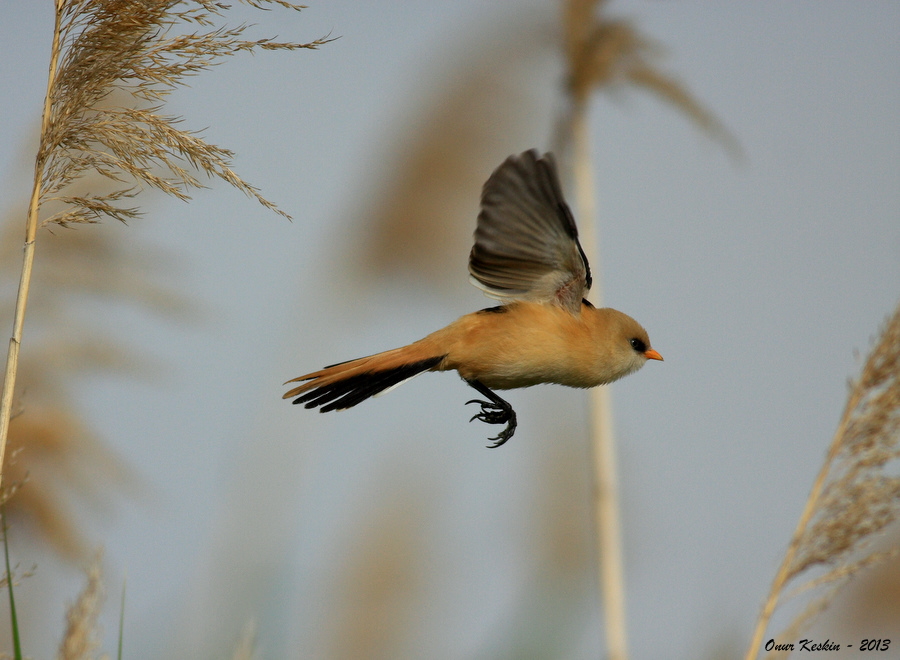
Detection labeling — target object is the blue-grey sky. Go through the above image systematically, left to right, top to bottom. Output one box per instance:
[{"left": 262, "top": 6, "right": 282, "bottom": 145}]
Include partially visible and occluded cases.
[{"left": 1, "top": 2, "right": 899, "bottom": 658}]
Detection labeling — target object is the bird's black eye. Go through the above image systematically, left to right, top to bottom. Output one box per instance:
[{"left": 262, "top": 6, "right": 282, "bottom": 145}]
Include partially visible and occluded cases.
[{"left": 629, "top": 338, "right": 647, "bottom": 353}]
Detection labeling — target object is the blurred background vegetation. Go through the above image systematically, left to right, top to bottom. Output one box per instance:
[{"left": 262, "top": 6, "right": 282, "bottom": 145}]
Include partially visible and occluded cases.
[{"left": 0, "top": 1, "right": 898, "bottom": 658}]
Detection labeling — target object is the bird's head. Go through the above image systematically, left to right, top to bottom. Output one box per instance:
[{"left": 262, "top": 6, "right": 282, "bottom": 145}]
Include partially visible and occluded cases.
[{"left": 590, "top": 307, "right": 663, "bottom": 384}]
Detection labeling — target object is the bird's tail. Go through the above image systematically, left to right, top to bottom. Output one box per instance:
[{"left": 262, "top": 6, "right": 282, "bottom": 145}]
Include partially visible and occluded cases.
[{"left": 283, "top": 343, "right": 447, "bottom": 412}]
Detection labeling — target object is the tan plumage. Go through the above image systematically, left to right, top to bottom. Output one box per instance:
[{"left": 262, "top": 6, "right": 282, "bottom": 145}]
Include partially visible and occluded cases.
[{"left": 285, "top": 150, "right": 662, "bottom": 446}]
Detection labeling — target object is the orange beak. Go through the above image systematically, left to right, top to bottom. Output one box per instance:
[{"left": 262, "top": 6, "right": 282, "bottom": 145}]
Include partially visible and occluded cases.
[{"left": 644, "top": 349, "right": 664, "bottom": 362}]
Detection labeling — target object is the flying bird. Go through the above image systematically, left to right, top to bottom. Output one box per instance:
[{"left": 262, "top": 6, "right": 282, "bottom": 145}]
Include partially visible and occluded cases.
[{"left": 284, "top": 149, "right": 662, "bottom": 447}]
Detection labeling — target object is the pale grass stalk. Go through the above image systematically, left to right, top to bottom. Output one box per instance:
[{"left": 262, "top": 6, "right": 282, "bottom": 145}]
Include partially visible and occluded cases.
[
  {"left": 0, "top": 0, "right": 64, "bottom": 498},
  {"left": 558, "top": 3, "right": 736, "bottom": 654},
  {"left": 570, "top": 102, "right": 629, "bottom": 660},
  {"left": 745, "top": 375, "right": 875, "bottom": 659},
  {"left": 230, "top": 620, "right": 259, "bottom": 660}
]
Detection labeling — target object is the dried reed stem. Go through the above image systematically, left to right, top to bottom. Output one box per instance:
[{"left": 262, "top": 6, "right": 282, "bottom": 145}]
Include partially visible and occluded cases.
[
  {"left": 0, "top": 0, "right": 65, "bottom": 497},
  {"left": 558, "top": 3, "right": 737, "bottom": 656},
  {"left": 570, "top": 101, "right": 630, "bottom": 660},
  {"left": 744, "top": 409, "right": 853, "bottom": 659}
]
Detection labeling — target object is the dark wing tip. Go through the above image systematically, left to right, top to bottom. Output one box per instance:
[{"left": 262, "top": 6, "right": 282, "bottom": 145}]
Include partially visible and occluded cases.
[{"left": 470, "top": 149, "right": 592, "bottom": 302}]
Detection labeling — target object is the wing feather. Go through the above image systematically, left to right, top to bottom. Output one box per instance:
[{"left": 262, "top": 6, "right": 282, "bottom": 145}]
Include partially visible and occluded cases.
[{"left": 468, "top": 150, "right": 591, "bottom": 313}]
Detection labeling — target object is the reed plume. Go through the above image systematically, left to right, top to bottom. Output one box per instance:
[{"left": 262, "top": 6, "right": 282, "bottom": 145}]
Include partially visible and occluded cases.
[
  {"left": 0, "top": 0, "right": 331, "bottom": 496},
  {"left": 559, "top": 0, "right": 740, "bottom": 160},
  {"left": 353, "top": 21, "right": 548, "bottom": 291},
  {"left": 746, "top": 302, "right": 900, "bottom": 658},
  {"left": 325, "top": 490, "right": 428, "bottom": 659},
  {"left": 58, "top": 556, "right": 104, "bottom": 660}
]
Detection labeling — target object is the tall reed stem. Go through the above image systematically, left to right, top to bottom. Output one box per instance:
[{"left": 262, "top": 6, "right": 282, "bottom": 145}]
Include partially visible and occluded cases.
[
  {"left": 0, "top": 0, "right": 64, "bottom": 494},
  {"left": 569, "top": 102, "right": 630, "bottom": 660},
  {"left": 744, "top": 388, "right": 860, "bottom": 659}
]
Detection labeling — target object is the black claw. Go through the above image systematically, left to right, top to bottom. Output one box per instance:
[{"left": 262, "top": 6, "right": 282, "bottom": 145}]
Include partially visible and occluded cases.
[
  {"left": 464, "top": 379, "right": 518, "bottom": 448},
  {"left": 485, "top": 407, "right": 517, "bottom": 448}
]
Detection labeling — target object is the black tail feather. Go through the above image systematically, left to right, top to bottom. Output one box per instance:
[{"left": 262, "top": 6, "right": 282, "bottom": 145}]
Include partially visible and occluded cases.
[{"left": 292, "top": 356, "right": 445, "bottom": 412}]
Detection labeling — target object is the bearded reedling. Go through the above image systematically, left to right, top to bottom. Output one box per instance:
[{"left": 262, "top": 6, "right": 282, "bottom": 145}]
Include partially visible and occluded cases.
[{"left": 284, "top": 150, "right": 662, "bottom": 447}]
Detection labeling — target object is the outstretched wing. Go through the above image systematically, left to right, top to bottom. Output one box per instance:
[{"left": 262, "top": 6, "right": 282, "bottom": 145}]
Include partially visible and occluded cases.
[{"left": 468, "top": 150, "right": 591, "bottom": 313}]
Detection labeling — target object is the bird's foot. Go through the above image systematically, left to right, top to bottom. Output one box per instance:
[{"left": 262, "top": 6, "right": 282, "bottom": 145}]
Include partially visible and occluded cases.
[{"left": 465, "top": 398, "right": 517, "bottom": 448}]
